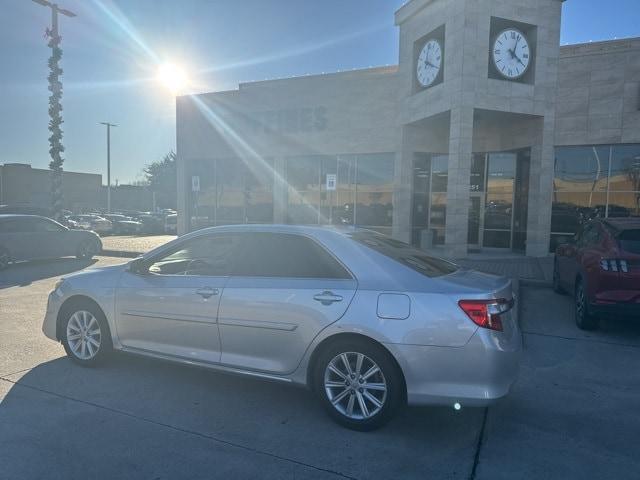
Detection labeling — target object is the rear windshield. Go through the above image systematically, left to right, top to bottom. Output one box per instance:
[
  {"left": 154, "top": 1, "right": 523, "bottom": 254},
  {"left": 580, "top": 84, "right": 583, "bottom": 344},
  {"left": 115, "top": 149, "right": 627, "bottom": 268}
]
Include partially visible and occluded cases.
[
  {"left": 618, "top": 229, "right": 640, "bottom": 254},
  {"left": 349, "top": 231, "right": 458, "bottom": 278}
]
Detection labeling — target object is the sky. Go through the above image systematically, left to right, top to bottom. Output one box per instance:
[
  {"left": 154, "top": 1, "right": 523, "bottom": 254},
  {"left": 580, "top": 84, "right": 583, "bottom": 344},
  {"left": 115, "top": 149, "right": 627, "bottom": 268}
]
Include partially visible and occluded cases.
[{"left": 1, "top": 0, "right": 639, "bottom": 184}]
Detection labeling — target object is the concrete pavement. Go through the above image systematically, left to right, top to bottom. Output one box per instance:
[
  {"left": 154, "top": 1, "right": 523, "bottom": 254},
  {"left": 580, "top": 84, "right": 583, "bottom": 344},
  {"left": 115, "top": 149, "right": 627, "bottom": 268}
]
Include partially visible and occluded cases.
[{"left": 1, "top": 257, "right": 639, "bottom": 479}]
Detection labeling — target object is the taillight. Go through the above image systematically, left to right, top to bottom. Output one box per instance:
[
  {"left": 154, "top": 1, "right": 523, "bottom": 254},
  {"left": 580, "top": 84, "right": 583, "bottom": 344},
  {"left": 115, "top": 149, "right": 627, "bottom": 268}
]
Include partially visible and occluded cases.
[
  {"left": 600, "top": 259, "right": 628, "bottom": 273},
  {"left": 458, "top": 298, "right": 513, "bottom": 332}
]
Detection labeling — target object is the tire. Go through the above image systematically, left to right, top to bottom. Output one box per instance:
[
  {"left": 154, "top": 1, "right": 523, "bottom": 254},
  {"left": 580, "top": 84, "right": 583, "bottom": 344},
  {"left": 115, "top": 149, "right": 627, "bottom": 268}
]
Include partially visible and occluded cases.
[
  {"left": 76, "top": 239, "right": 99, "bottom": 259},
  {"left": 0, "top": 247, "right": 10, "bottom": 270},
  {"left": 552, "top": 260, "right": 565, "bottom": 294},
  {"left": 575, "top": 278, "right": 598, "bottom": 331},
  {"left": 61, "top": 300, "right": 112, "bottom": 366},
  {"left": 313, "top": 338, "right": 404, "bottom": 431}
]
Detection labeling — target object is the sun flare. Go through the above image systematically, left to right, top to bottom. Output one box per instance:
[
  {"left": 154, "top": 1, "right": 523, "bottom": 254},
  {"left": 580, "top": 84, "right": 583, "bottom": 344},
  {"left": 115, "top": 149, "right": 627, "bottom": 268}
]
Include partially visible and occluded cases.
[{"left": 156, "top": 62, "right": 189, "bottom": 94}]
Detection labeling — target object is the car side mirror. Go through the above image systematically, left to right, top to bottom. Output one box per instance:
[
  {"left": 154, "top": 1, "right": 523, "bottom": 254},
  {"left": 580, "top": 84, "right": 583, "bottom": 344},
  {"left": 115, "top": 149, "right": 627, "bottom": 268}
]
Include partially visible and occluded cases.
[{"left": 129, "top": 257, "right": 149, "bottom": 275}]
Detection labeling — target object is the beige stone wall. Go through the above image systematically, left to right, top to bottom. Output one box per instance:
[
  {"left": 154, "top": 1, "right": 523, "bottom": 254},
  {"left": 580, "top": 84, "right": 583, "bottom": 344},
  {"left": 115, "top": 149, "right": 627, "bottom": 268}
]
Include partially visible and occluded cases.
[{"left": 555, "top": 38, "right": 640, "bottom": 146}]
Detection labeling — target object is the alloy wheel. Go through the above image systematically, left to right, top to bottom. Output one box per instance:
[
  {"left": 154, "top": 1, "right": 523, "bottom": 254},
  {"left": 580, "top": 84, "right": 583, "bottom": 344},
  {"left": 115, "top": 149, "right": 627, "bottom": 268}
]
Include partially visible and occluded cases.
[
  {"left": 575, "top": 284, "right": 585, "bottom": 320},
  {"left": 66, "top": 310, "right": 102, "bottom": 360},
  {"left": 324, "top": 352, "right": 388, "bottom": 420}
]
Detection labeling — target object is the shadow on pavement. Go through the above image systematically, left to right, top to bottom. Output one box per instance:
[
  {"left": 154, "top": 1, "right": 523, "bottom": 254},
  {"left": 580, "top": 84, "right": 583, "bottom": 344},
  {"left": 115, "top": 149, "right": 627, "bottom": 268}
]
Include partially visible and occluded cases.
[
  {"left": 0, "top": 258, "right": 98, "bottom": 289},
  {"left": 0, "top": 353, "right": 482, "bottom": 479}
]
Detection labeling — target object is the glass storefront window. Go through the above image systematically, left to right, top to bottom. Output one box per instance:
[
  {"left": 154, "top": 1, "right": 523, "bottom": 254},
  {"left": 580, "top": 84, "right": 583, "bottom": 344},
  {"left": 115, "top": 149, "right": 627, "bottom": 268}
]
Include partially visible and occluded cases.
[
  {"left": 551, "top": 144, "right": 640, "bottom": 252},
  {"left": 609, "top": 145, "right": 640, "bottom": 193},
  {"left": 553, "top": 146, "right": 610, "bottom": 192},
  {"left": 284, "top": 153, "right": 394, "bottom": 234},
  {"left": 411, "top": 153, "right": 448, "bottom": 247},
  {"left": 355, "top": 154, "right": 394, "bottom": 233},
  {"left": 190, "top": 157, "right": 274, "bottom": 229}
]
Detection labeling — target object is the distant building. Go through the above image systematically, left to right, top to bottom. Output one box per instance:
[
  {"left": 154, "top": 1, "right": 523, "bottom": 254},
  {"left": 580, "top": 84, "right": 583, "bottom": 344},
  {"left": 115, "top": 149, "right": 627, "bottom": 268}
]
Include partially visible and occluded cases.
[
  {"left": 0, "top": 163, "right": 155, "bottom": 213},
  {"left": 0, "top": 163, "right": 102, "bottom": 212}
]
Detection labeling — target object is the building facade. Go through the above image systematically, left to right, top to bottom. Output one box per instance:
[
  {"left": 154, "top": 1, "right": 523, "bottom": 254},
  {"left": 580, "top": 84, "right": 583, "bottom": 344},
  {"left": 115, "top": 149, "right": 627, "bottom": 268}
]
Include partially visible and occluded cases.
[{"left": 176, "top": 0, "right": 640, "bottom": 257}]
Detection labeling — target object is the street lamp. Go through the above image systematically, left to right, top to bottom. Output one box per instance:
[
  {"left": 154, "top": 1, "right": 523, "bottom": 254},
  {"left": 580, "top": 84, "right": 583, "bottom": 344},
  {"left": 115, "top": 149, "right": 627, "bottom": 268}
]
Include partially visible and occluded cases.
[{"left": 99, "top": 122, "right": 118, "bottom": 213}]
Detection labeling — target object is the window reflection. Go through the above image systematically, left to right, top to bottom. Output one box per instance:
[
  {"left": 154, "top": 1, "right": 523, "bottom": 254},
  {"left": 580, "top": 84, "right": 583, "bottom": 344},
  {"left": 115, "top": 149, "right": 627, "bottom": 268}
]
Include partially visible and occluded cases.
[
  {"left": 551, "top": 144, "right": 640, "bottom": 252},
  {"left": 284, "top": 153, "right": 394, "bottom": 232},
  {"left": 411, "top": 153, "right": 448, "bottom": 247},
  {"left": 190, "top": 157, "right": 274, "bottom": 229}
]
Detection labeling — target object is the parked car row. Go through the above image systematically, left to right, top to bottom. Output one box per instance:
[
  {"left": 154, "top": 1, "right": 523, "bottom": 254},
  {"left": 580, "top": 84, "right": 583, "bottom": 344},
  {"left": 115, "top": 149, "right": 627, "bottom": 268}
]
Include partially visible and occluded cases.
[
  {"left": 62, "top": 210, "right": 177, "bottom": 236},
  {"left": 553, "top": 217, "right": 640, "bottom": 330}
]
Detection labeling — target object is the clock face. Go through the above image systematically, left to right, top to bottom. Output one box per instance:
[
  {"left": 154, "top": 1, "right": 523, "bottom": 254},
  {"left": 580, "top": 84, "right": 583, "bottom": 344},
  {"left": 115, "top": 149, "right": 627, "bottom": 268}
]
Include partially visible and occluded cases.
[
  {"left": 492, "top": 28, "right": 531, "bottom": 80},
  {"left": 417, "top": 39, "right": 442, "bottom": 88}
]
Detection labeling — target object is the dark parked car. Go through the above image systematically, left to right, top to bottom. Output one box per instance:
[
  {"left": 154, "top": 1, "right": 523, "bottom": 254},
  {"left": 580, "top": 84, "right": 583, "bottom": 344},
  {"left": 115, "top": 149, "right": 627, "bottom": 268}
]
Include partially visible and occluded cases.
[
  {"left": 0, "top": 214, "right": 102, "bottom": 270},
  {"left": 103, "top": 214, "right": 142, "bottom": 235},
  {"left": 136, "top": 214, "right": 166, "bottom": 234},
  {"left": 553, "top": 218, "right": 640, "bottom": 330}
]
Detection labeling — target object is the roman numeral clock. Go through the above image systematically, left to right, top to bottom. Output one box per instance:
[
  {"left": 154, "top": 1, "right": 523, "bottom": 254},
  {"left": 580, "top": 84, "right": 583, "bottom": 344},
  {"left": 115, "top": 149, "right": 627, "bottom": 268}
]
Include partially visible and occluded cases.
[
  {"left": 492, "top": 28, "right": 531, "bottom": 80},
  {"left": 416, "top": 39, "right": 442, "bottom": 88}
]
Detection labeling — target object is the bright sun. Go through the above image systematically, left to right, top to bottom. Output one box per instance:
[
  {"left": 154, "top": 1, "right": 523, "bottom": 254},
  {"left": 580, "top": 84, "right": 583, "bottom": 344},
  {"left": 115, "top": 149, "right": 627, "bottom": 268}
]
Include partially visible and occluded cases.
[{"left": 156, "top": 62, "right": 189, "bottom": 94}]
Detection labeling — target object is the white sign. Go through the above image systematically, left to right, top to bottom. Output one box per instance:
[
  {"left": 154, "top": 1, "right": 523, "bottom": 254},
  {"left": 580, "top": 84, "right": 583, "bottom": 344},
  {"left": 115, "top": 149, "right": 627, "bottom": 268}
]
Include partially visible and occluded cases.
[
  {"left": 326, "top": 174, "right": 337, "bottom": 191},
  {"left": 191, "top": 175, "right": 200, "bottom": 192}
]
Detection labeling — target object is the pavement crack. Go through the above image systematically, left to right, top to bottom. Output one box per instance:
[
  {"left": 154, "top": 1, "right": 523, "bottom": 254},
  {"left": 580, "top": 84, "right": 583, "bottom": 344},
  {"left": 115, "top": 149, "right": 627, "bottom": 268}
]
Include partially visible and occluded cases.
[
  {"left": 0, "top": 376, "right": 357, "bottom": 480},
  {"left": 469, "top": 407, "right": 488, "bottom": 480}
]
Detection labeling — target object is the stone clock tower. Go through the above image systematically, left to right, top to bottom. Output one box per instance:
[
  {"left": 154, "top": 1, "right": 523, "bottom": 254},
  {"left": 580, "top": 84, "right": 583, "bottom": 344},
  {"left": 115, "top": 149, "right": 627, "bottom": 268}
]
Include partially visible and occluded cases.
[{"left": 393, "top": 0, "right": 564, "bottom": 257}]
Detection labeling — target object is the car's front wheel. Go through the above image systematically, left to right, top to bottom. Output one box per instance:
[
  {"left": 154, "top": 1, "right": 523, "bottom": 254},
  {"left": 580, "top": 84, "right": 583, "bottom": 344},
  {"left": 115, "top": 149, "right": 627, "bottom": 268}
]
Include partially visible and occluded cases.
[
  {"left": 575, "top": 279, "right": 598, "bottom": 331},
  {"left": 61, "top": 302, "right": 112, "bottom": 366},
  {"left": 313, "top": 339, "right": 404, "bottom": 431}
]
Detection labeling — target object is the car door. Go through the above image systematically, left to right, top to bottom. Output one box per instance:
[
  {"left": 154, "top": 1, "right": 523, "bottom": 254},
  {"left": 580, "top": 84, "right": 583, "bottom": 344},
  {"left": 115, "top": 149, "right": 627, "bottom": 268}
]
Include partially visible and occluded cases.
[
  {"left": 0, "top": 217, "right": 52, "bottom": 261},
  {"left": 217, "top": 231, "right": 357, "bottom": 375},
  {"left": 115, "top": 233, "right": 239, "bottom": 364}
]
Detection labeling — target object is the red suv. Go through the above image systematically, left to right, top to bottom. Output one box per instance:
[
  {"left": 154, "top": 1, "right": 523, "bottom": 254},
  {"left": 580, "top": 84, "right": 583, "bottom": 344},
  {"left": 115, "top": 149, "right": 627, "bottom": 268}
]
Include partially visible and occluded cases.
[{"left": 553, "top": 218, "right": 640, "bottom": 330}]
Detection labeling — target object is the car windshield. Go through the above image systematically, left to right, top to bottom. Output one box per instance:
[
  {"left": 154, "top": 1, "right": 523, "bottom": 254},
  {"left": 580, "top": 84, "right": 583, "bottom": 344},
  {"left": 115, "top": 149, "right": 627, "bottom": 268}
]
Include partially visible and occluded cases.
[
  {"left": 618, "top": 230, "right": 640, "bottom": 254},
  {"left": 348, "top": 231, "right": 458, "bottom": 278}
]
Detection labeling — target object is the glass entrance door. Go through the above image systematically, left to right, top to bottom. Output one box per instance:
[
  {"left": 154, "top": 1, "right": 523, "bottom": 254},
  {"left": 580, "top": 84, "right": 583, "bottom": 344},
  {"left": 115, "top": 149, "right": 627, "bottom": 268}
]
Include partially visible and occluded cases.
[{"left": 471, "top": 149, "right": 530, "bottom": 251}]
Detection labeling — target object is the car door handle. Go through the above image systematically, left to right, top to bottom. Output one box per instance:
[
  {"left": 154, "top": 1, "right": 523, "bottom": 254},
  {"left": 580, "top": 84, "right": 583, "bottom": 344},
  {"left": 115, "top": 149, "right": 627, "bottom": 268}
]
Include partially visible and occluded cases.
[
  {"left": 196, "top": 287, "right": 219, "bottom": 299},
  {"left": 313, "top": 291, "right": 343, "bottom": 306}
]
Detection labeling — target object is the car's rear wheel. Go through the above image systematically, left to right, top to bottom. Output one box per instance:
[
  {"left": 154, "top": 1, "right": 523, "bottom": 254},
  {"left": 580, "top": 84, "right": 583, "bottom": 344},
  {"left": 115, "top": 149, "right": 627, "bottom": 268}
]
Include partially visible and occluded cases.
[
  {"left": 76, "top": 239, "right": 99, "bottom": 259},
  {"left": 0, "top": 247, "right": 10, "bottom": 270},
  {"left": 552, "top": 260, "right": 565, "bottom": 294},
  {"left": 575, "top": 279, "right": 598, "bottom": 330},
  {"left": 61, "top": 302, "right": 112, "bottom": 366},
  {"left": 313, "top": 339, "right": 403, "bottom": 431}
]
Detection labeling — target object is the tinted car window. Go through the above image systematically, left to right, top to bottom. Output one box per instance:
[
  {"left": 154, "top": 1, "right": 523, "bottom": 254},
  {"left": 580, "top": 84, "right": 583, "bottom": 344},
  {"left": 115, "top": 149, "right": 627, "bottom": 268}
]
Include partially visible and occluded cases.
[
  {"left": 32, "top": 218, "right": 65, "bottom": 232},
  {"left": 618, "top": 230, "right": 640, "bottom": 254},
  {"left": 349, "top": 231, "right": 458, "bottom": 278},
  {"left": 233, "top": 232, "right": 352, "bottom": 279},
  {"left": 148, "top": 234, "right": 238, "bottom": 276}
]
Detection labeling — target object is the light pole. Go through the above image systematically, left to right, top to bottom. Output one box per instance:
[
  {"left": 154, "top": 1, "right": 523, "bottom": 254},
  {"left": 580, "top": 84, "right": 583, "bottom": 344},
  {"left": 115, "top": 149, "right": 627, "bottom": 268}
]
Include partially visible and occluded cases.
[
  {"left": 32, "top": 0, "right": 76, "bottom": 220},
  {"left": 99, "top": 122, "right": 118, "bottom": 213}
]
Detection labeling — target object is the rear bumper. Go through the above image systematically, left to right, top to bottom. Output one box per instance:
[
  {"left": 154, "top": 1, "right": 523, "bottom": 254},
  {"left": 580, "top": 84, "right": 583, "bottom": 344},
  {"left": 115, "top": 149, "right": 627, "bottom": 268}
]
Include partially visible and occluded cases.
[{"left": 385, "top": 319, "right": 522, "bottom": 407}]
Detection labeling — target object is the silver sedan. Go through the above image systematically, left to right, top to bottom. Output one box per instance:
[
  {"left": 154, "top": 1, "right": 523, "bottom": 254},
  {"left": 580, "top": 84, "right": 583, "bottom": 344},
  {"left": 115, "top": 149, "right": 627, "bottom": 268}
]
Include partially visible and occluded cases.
[{"left": 42, "top": 225, "right": 521, "bottom": 430}]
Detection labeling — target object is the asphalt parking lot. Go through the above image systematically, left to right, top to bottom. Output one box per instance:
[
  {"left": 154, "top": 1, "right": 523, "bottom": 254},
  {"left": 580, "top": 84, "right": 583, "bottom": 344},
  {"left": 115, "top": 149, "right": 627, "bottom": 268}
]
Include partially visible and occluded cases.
[{"left": 1, "top": 257, "right": 639, "bottom": 479}]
